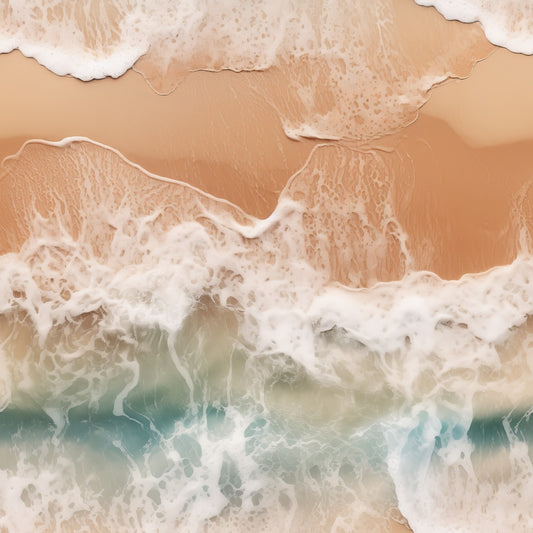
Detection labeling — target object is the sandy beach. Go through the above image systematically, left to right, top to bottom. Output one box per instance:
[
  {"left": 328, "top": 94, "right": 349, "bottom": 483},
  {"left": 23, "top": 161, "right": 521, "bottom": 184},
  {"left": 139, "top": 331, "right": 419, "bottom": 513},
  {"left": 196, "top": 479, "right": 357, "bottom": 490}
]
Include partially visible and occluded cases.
[
  {"left": 1, "top": 1, "right": 533, "bottom": 531},
  {"left": 2, "top": 41, "right": 531, "bottom": 281}
]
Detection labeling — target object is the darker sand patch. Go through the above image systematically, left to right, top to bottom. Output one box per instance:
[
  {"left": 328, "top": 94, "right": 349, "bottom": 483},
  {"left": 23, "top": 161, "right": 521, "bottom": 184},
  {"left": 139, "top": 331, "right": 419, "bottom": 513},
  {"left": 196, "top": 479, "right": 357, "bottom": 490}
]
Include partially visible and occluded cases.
[
  {"left": 0, "top": 50, "right": 315, "bottom": 219},
  {"left": 391, "top": 113, "right": 533, "bottom": 279}
]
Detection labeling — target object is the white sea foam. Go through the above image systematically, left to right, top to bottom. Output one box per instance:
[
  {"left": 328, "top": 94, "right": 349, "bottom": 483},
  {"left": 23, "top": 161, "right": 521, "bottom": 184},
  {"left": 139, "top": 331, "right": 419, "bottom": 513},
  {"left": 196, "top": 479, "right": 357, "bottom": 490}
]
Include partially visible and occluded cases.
[
  {"left": 0, "top": 0, "right": 487, "bottom": 140},
  {"left": 0, "top": 0, "right": 530, "bottom": 528},
  {"left": 415, "top": 0, "right": 533, "bottom": 54},
  {"left": 1, "top": 137, "right": 533, "bottom": 529}
]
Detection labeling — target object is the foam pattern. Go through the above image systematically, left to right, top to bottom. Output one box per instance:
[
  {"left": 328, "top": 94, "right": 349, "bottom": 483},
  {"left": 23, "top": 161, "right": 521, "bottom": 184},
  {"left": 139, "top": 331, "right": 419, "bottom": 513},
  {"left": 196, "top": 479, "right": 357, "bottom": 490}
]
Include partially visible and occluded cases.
[
  {"left": 0, "top": 0, "right": 489, "bottom": 139},
  {"left": 416, "top": 0, "right": 533, "bottom": 54},
  {"left": 0, "top": 138, "right": 532, "bottom": 531}
]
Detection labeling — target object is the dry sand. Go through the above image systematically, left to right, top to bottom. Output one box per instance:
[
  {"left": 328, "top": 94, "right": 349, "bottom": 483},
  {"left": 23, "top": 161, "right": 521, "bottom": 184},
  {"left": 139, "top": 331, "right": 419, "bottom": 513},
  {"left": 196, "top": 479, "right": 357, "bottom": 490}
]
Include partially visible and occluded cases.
[{"left": 424, "top": 47, "right": 533, "bottom": 147}]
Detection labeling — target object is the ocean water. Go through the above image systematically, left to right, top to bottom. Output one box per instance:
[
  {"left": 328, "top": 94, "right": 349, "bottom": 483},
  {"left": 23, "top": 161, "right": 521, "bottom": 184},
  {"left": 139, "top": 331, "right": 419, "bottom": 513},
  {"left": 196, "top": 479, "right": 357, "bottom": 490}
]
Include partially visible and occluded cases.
[{"left": 1, "top": 1, "right": 533, "bottom": 532}]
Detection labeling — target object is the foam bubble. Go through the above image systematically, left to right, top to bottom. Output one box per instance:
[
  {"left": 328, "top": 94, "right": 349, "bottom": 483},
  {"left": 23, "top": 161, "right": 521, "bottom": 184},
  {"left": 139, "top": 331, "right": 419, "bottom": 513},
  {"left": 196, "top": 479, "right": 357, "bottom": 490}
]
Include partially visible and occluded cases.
[
  {"left": 1, "top": 0, "right": 491, "bottom": 140},
  {"left": 415, "top": 0, "right": 533, "bottom": 54},
  {"left": 1, "top": 138, "right": 533, "bottom": 531}
]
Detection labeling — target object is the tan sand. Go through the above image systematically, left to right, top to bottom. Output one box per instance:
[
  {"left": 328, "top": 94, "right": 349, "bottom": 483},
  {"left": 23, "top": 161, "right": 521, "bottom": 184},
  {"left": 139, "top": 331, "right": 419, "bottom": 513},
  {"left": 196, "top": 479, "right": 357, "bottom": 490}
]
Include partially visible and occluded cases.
[
  {"left": 0, "top": 0, "right": 531, "bottom": 286},
  {"left": 0, "top": 0, "right": 492, "bottom": 218},
  {"left": 0, "top": 4, "right": 529, "bottom": 531},
  {"left": 424, "top": 47, "right": 533, "bottom": 147},
  {"left": 0, "top": 50, "right": 315, "bottom": 219},
  {"left": 2, "top": 52, "right": 532, "bottom": 284},
  {"left": 390, "top": 112, "right": 533, "bottom": 280}
]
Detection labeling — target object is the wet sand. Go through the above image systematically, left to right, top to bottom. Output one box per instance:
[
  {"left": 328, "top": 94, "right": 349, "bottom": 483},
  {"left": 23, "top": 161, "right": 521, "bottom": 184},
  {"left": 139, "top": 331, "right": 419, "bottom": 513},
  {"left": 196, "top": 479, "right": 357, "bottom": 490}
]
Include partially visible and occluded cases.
[
  {"left": 0, "top": 0, "right": 492, "bottom": 221},
  {"left": 1, "top": 3, "right": 532, "bottom": 532},
  {"left": 2, "top": 44, "right": 532, "bottom": 281},
  {"left": 0, "top": 50, "right": 315, "bottom": 219},
  {"left": 391, "top": 113, "right": 533, "bottom": 279}
]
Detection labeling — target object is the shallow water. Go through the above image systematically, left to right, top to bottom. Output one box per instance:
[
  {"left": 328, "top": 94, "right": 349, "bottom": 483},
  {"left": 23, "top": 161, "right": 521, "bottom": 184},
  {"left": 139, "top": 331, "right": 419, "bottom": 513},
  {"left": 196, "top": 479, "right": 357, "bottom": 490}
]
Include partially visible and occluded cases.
[{"left": 0, "top": 1, "right": 533, "bottom": 532}]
